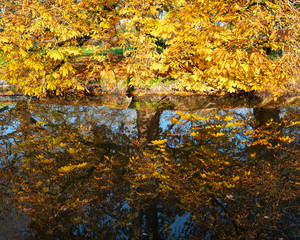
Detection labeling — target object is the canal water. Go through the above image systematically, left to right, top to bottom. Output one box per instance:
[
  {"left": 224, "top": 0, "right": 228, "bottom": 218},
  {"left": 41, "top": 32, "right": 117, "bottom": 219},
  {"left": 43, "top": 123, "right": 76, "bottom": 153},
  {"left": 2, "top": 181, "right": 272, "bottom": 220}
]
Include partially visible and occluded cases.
[{"left": 0, "top": 102, "right": 299, "bottom": 239}]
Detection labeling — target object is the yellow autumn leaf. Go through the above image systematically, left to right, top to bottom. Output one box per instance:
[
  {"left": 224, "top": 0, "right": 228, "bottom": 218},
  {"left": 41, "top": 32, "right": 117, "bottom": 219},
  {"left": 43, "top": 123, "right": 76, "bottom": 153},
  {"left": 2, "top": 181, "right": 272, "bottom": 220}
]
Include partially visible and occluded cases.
[
  {"left": 48, "top": 50, "right": 64, "bottom": 60},
  {"left": 60, "top": 66, "right": 69, "bottom": 76},
  {"left": 53, "top": 72, "right": 60, "bottom": 79},
  {"left": 6, "top": 91, "right": 14, "bottom": 95},
  {"left": 224, "top": 116, "right": 234, "bottom": 121},
  {"left": 152, "top": 139, "right": 168, "bottom": 145},
  {"left": 68, "top": 148, "right": 76, "bottom": 154},
  {"left": 41, "top": 158, "right": 54, "bottom": 164},
  {"left": 59, "top": 162, "right": 88, "bottom": 173},
  {"left": 59, "top": 165, "right": 74, "bottom": 173},
  {"left": 232, "top": 176, "right": 240, "bottom": 181},
  {"left": 36, "top": 181, "right": 42, "bottom": 187},
  {"left": 256, "top": 202, "right": 262, "bottom": 208}
]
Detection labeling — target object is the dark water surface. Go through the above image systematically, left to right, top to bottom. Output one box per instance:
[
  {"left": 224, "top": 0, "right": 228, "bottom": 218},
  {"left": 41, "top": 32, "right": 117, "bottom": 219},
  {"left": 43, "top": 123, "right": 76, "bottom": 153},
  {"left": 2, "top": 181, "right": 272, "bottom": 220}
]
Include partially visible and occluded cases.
[{"left": 0, "top": 102, "right": 299, "bottom": 239}]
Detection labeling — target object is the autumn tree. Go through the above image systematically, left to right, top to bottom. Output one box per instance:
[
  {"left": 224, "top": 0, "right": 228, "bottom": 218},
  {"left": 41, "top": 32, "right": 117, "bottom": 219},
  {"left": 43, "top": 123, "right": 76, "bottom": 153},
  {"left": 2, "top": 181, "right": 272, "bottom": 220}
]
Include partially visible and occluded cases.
[
  {"left": 0, "top": 0, "right": 299, "bottom": 96},
  {"left": 0, "top": 0, "right": 121, "bottom": 96},
  {"left": 146, "top": 0, "right": 300, "bottom": 94}
]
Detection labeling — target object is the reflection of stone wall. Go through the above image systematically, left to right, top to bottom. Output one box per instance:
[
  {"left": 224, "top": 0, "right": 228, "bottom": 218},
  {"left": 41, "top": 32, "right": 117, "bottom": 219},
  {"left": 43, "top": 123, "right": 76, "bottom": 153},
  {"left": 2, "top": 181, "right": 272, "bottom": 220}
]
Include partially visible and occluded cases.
[{"left": 0, "top": 209, "right": 31, "bottom": 240}]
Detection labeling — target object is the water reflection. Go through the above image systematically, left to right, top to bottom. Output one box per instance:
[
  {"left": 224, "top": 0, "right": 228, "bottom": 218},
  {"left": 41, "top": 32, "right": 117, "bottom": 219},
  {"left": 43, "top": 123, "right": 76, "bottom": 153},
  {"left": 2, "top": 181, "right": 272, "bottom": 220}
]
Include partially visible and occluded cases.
[{"left": 0, "top": 103, "right": 299, "bottom": 239}]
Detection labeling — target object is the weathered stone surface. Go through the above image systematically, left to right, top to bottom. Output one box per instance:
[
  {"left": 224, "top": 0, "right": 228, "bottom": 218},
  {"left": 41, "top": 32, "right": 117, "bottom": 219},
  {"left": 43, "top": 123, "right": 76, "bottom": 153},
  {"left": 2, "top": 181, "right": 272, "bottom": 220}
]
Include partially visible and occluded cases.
[
  {"left": 0, "top": 79, "right": 7, "bottom": 85},
  {"left": 41, "top": 92, "right": 299, "bottom": 111},
  {"left": 0, "top": 95, "right": 37, "bottom": 101}
]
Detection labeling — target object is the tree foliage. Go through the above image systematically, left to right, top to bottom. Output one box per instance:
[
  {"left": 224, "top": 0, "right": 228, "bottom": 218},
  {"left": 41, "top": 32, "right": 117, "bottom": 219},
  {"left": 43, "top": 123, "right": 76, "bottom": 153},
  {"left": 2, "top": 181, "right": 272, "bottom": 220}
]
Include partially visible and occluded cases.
[{"left": 0, "top": 0, "right": 299, "bottom": 96}]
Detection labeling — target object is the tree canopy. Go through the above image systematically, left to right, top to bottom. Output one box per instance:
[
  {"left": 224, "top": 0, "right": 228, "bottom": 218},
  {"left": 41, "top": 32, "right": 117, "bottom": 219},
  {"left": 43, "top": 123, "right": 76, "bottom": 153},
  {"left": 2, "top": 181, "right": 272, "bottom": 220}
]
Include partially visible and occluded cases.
[{"left": 0, "top": 0, "right": 299, "bottom": 96}]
